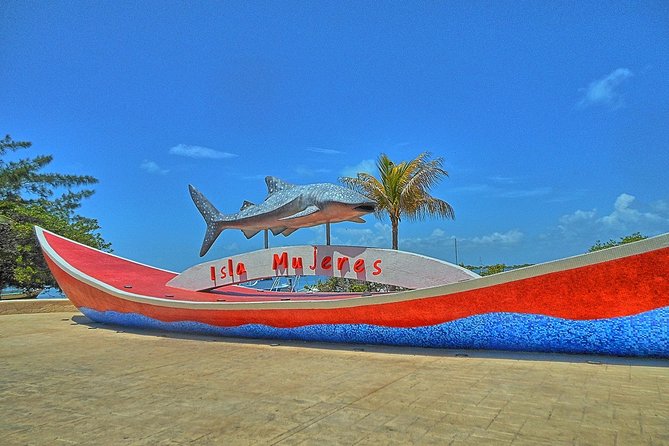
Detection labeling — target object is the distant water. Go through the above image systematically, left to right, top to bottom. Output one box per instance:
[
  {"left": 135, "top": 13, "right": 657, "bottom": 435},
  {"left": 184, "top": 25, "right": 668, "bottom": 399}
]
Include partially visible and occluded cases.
[
  {"left": 1, "top": 287, "right": 64, "bottom": 299},
  {"left": 37, "top": 287, "right": 66, "bottom": 299}
]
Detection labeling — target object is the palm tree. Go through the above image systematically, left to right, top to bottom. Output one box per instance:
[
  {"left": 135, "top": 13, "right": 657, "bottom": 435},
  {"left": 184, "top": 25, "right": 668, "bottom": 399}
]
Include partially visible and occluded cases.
[{"left": 340, "top": 152, "right": 454, "bottom": 250}]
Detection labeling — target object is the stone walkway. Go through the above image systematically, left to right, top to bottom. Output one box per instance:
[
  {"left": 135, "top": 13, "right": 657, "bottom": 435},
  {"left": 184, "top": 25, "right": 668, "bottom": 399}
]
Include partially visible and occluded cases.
[{"left": 1, "top": 311, "right": 668, "bottom": 445}]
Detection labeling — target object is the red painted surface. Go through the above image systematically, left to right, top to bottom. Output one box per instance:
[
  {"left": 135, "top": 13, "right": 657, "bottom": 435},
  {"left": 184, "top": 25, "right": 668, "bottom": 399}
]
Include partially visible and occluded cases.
[
  {"left": 42, "top": 231, "right": 669, "bottom": 329},
  {"left": 43, "top": 232, "right": 360, "bottom": 302}
]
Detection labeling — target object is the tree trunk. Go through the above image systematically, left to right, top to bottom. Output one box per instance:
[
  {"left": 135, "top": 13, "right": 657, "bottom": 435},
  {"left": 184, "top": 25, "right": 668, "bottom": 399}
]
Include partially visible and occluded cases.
[{"left": 391, "top": 216, "right": 399, "bottom": 250}]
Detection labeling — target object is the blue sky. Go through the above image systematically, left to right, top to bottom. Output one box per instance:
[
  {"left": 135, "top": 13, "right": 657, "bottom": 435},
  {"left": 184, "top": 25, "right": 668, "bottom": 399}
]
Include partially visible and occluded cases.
[{"left": 2, "top": 1, "right": 668, "bottom": 270}]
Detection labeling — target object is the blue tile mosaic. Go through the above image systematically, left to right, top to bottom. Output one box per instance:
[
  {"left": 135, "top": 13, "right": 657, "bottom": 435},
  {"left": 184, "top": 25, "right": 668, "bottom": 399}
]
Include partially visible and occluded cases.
[{"left": 79, "top": 306, "right": 669, "bottom": 357}]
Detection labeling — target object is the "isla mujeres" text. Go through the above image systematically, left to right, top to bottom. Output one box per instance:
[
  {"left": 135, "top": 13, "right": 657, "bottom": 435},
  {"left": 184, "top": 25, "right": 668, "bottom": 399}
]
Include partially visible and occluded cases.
[{"left": 208, "top": 246, "right": 382, "bottom": 283}]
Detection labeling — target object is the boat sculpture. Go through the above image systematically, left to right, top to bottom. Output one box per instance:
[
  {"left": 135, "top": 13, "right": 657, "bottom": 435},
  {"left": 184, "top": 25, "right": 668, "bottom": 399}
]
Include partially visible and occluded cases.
[{"left": 36, "top": 226, "right": 669, "bottom": 357}]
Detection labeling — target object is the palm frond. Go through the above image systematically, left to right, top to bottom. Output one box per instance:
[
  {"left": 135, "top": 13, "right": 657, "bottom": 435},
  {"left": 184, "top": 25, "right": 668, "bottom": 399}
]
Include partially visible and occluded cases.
[
  {"left": 339, "top": 151, "right": 454, "bottom": 249},
  {"left": 400, "top": 153, "right": 448, "bottom": 202}
]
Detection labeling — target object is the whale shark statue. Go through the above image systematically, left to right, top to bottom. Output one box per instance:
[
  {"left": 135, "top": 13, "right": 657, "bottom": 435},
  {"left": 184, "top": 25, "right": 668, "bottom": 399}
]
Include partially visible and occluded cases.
[{"left": 189, "top": 176, "right": 376, "bottom": 256}]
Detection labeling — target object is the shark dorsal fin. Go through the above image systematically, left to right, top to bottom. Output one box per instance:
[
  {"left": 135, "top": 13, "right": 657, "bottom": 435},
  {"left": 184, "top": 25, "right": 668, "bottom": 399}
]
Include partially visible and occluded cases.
[
  {"left": 265, "top": 176, "right": 294, "bottom": 195},
  {"left": 240, "top": 200, "right": 255, "bottom": 211}
]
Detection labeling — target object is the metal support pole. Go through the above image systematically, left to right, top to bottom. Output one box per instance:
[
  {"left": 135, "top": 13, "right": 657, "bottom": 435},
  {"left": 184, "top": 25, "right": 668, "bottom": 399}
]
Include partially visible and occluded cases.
[
  {"left": 326, "top": 222, "right": 331, "bottom": 245},
  {"left": 264, "top": 229, "right": 269, "bottom": 249},
  {"left": 454, "top": 238, "right": 458, "bottom": 264}
]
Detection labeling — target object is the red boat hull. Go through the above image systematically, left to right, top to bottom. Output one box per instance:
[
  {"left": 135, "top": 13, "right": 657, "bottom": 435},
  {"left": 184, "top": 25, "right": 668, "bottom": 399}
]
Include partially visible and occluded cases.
[{"left": 37, "top": 227, "right": 669, "bottom": 356}]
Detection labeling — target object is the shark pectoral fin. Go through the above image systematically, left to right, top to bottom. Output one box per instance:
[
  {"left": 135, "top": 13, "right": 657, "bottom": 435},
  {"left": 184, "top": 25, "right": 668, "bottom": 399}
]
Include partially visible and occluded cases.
[
  {"left": 279, "top": 205, "right": 320, "bottom": 221},
  {"left": 348, "top": 217, "right": 366, "bottom": 223},
  {"left": 270, "top": 226, "right": 287, "bottom": 236},
  {"left": 281, "top": 228, "right": 299, "bottom": 237},
  {"left": 241, "top": 229, "right": 262, "bottom": 239}
]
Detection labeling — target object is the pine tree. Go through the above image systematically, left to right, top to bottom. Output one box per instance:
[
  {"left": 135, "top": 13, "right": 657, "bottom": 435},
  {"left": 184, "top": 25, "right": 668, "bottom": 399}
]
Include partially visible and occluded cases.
[{"left": 0, "top": 135, "right": 110, "bottom": 293}]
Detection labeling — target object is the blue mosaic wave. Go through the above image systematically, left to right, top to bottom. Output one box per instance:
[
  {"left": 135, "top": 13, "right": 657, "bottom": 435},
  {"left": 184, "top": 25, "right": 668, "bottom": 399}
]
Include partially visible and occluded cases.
[{"left": 79, "top": 306, "right": 669, "bottom": 357}]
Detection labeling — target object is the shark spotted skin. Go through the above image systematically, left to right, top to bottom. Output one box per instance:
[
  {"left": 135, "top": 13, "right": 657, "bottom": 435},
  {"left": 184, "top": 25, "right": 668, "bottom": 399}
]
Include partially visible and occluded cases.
[{"left": 190, "top": 176, "right": 376, "bottom": 256}]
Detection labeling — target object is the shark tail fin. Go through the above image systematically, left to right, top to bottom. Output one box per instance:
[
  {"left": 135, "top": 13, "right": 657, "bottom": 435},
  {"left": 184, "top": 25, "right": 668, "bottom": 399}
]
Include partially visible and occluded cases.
[{"left": 189, "top": 185, "right": 225, "bottom": 257}]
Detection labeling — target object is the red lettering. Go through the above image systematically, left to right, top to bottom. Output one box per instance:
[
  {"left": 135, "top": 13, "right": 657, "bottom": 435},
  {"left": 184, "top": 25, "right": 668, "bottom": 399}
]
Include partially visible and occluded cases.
[
  {"left": 309, "top": 246, "right": 318, "bottom": 270},
  {"left": 273, "top": 252, "right": 288, "bottom": 269},
  {"left": 321, "top": 256, "right": 332, "bottom": 270},
  {"left": 292, "top": 257, "right": 303, "bottom": 269},
  {"left": 336, "top": 257, "right": 349, "bottom": 271},
  {"left": 228, "top": 259, "right": 234, "bottom": 280},
  {"left": 353, "top": 259, "right": 365, "bottom": 273},
  {"left": 372, "top": 259, "right": 382, "bottom": 276},
  {"left": 236, "top": 262, "right": 246, "bottom": 275},
  {"left": 210, "top": 266, "right": 216, "bottom": 281},
  {"left": 219, "top": 266, "right": 227, "bottom": 279}
]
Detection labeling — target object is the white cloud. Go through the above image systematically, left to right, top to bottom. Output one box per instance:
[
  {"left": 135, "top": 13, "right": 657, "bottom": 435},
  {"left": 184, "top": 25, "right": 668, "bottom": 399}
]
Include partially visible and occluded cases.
[
  {"left": 578, "top": 68, "right": 633, "bottom": 109},
  {"left": 169, "top": 144, "right": 237, "bottom": 159},
  {"left": 306, "top": 147, "right": 344, "bottom": 155},
  {"left": 341, "top": 159, "right": 376, "bottom": 178},
  {"left": 140, "top": 160, "right": 169, "bottom": 175},
  {"left": 294, "top": 166, "right": 331, "bottom": 178},
  {"left": 488, "top": 175, "right": 518, "bottom": 184},
  {"left": 451, "top": 183, "right": 552, "bottom": 199},
  {"left": 451, "top": 184, "right": 490, "bottom": 194},
  {"left": 499, "top": 187, "right": 552, "bottom": 199},
  {"left": 529, "top": 192, "right": 669, "bottom": 263},
  {"left": 363, "top": 193, "right": 667, "bottom": 266},
  {"left": 556, "top": 193, "right": 669, "bottom": 241},
  {"left": 600, "top": 193, "right": 664, "bottom": 229},
  {"left": 652, "top": 200, "right": 669, "bottom": 214},
  {"left": 559, "top": 209, "right": 596, "bottom": 225},
  {"left": 304, "top": 220, "right": 527, "bottom": 264},
  {"left": 334, "top": 222, "right": 391, "bottom": 247},
  {"left": 405, "top": 228, "right": 514, "bottom": 248},
  {"left": 431, "top": 228, "right": 445, "bottom": 237},
  {"left": 470, "top": 229, "right": 524, "bottom": 245}
]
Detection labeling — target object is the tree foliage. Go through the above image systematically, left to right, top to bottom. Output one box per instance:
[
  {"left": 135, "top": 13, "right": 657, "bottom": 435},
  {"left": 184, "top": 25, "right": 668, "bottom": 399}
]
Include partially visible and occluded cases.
[
  {"left": 0, "top": 135, "right": 110, "bottom": 292},
  {"left": 340, "top": 152, "right": 454, "bottom": 250},
  {"left": 588, "top": 232, "right": 648, "bottom": 252},
  {"left": 461, "top": 263, "right": 534, "bottom": 276},
  {"left": 479, "top": 263, "right": 506, "bottom": 276},
  {"left": 304, "top": 277, "right": 406, "bottom": 293}
]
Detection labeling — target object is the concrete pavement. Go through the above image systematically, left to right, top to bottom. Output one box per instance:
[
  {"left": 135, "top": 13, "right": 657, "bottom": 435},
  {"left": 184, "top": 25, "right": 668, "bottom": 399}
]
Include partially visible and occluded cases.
[{"left": 1, "top": 311, "right": 668, "bottom": 445}]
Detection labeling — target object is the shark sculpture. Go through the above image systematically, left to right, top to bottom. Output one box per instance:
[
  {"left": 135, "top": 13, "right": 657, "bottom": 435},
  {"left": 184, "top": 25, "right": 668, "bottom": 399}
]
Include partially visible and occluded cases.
[{"left": 189, "top": 176, "right": 376, "bottom": 256}]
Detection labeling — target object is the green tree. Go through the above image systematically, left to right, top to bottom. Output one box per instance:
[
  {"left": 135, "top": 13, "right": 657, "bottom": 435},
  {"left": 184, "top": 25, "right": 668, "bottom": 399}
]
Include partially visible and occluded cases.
[
  {"left": 0, "top": 135, "right": 110, "bottom": 293},
  {"left": 340, "top": 152, "right": 454, "bottom": 250},
  {"left": 0, "top": 218, "right": 16, "bottom": 289},
  {"left": 588, "top": 232, "right": 648, "bottom": 252},
  {"left": 480, "top": 263, "right": 506, "bottom": 276},
  {"left": 303, "top": 277, "right": 404, "bottom": 293}
]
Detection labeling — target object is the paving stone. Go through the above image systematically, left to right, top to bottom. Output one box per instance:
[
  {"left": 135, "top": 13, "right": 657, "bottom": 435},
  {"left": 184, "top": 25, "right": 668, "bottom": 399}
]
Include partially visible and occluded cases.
[{"left": 1, "top": 312, "right": 668, "bottom": 445}]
